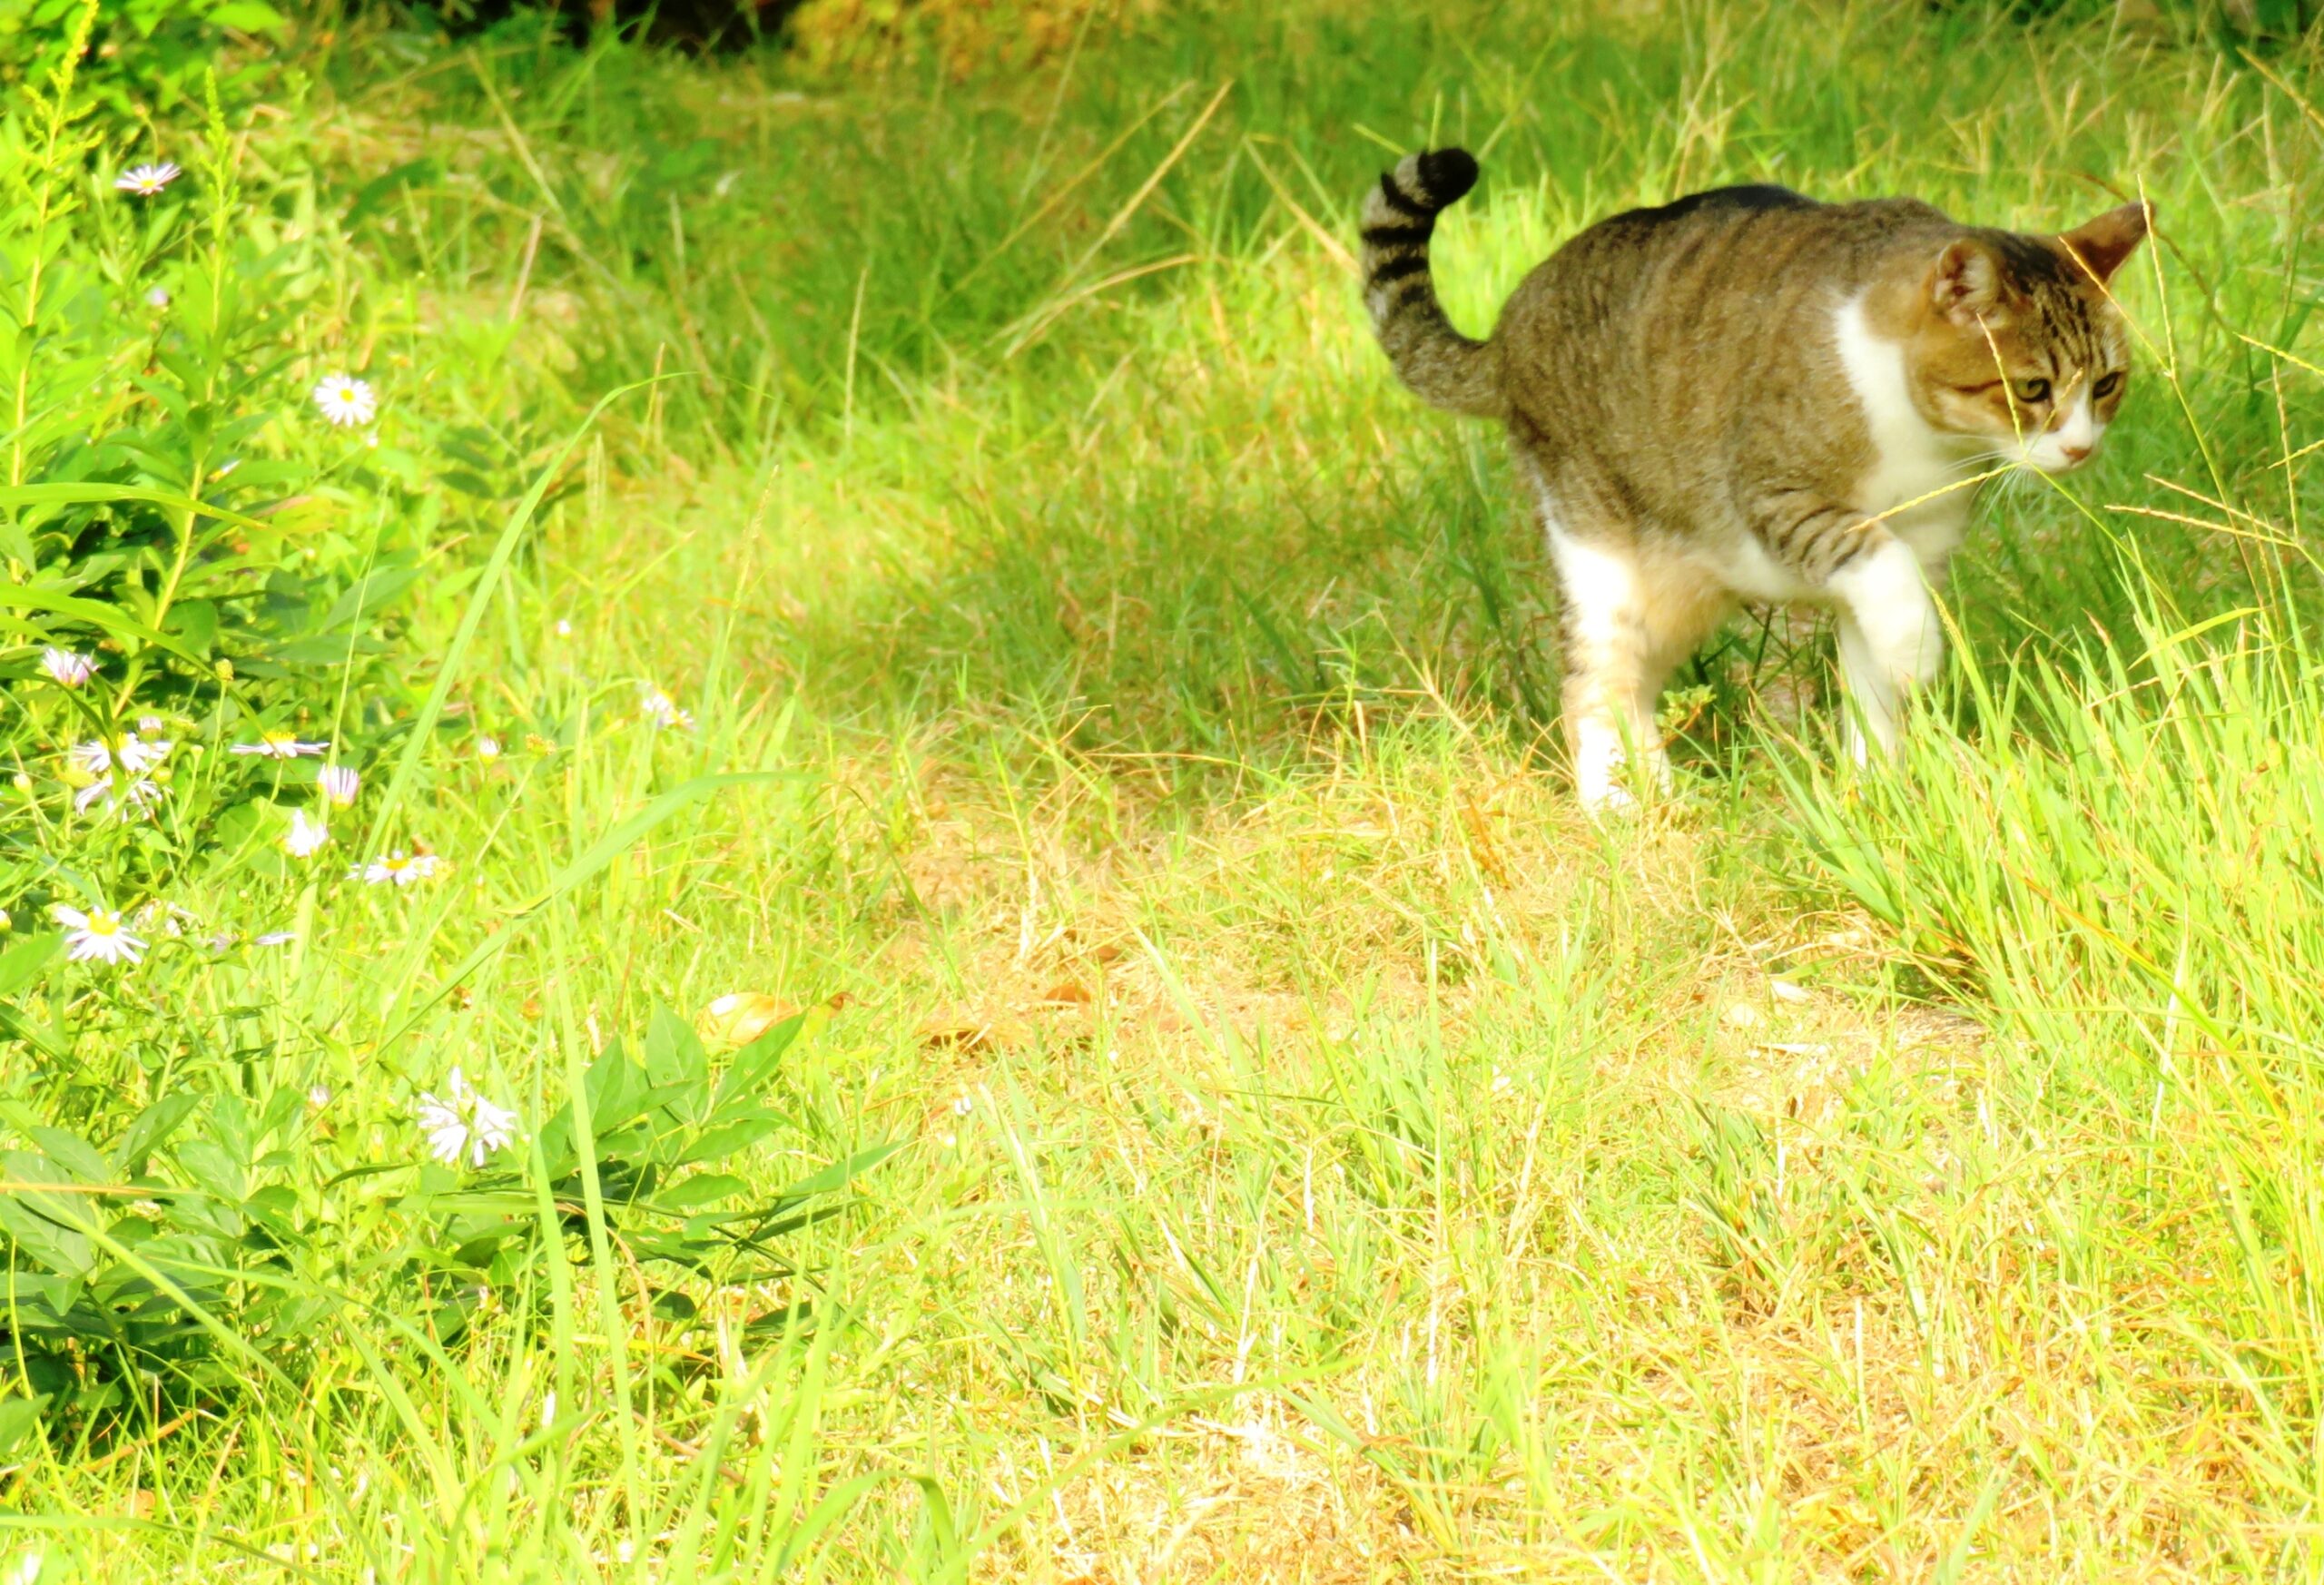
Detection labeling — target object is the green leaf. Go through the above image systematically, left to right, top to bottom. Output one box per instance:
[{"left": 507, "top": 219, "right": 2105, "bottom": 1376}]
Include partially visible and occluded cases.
[
  {"left": 207, "top": 0, "right": 289, "bottom": 31},
  {"left": 0, "top": 483, "right": 272, "bottom": 534},
  {"left": 314, "top": 564, "right": 421, "bottom": 634},
  {"left": 0, "top": 583, "right": 208, "bottom": 668},
  {"left": 164, "top": 597, "right": 217, "bottom": 655},
  {"left": 0, "top": 933, "right": 61, "bottom": 999},
  {"left": 644, "top": 1006, "right": 705, "bottom": 1091},
  {"left": 711, "top": 1014, "right": 804, "bottom": 1116},
  {"left": 582, "top": 1048, "right": 651, "bottom": 1135},
  {"left": 117, "top": 1093, "right": 201, "bottom": 1173},
  {"left": 675, "top": 1118, "right": 781, "bottom": 1167},
  {"left": 29, "top": 1128, "right": 110, "bottom": 1186},
  {"left": 175, "top": 1138, "right": 245, "bottom": 1206},
  {"left": 773, "top": 1143, "right": 907, "bottom": 1205},
  {"left": 0, "top": 1153, "right": 95, "bottom": 1279},
  {"left": 654, "top": 1172, "right": 747, "bottom": 1211},
  {"left": 0, "top": 1395, "right": 48, "bottom": 1458}
]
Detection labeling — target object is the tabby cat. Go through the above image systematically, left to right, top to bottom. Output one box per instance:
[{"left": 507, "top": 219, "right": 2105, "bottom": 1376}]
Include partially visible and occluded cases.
[{"left": 1361, "top": 149, "right": 2149, "bottom": 806}]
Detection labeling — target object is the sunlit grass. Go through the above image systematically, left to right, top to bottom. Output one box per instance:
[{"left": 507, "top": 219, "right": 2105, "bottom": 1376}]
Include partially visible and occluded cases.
[{"left": 6, "top": 0, "right": 2324, "bottom": 1579}]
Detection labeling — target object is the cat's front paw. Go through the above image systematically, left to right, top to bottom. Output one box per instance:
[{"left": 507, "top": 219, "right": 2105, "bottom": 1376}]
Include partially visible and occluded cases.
[{"left": 1582, "top": 783, "right": 1641, "bottom": 817}]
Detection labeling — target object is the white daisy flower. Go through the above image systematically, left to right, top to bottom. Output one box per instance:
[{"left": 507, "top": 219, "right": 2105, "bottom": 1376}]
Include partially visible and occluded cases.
[
  {"left": 114, "top": 162, "right": 182, "bottom": 196},
  {"left": 144, "top": 286, "right": 170, "bottom": 309},
  {"left": 311, "top": 375, "right": 377, "bottom": 428},
  {"left": 40, "top": 648, "right": 94, "bottom": 687},
  {"left": 637, "top": 685, "right": 694, "bottom": 731},
  {"left": 231, "top": 732, "right": 330, "bottom": 759},
  {"left": 115, "top": 733, "right": 172, "bottom": 774},
  {"left": 476, "top": 736, "right": 501, "bottom": 761},
  {"left": 69, "top": 739, "right": 112, "bottom": 776},
  {"left": 319, "top": 764, "right": 359, "bottom": 806},
  {"left": 74, "top": 777, "right": 162, "bottom": 819},
  {"left": 284, "top": 809, "right": 330, "bottom": 858},
  {"left": 362, "top": 851, "right": 439, "bottom": 886},
  {"left": 51, "top": 904, "right": 147, "bottom": 966},
  {"left": 258, "top": 931, "right": 300, "bottom": 949},
  {"left": 414, "top": 1068, "right": 518, "bottom": 1168},
  {"left": 307, "top": 1083, "right": 331, "bottom": 1107}
]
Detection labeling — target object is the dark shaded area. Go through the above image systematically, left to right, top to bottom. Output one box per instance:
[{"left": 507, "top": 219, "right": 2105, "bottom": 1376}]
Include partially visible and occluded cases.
[{"left": 419, "top": 0, "right": 805, "bottom": 49}]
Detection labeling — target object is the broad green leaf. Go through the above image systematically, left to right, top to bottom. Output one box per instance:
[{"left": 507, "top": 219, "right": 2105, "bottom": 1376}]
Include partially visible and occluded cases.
[
  {"left": 0, "top": 583, "right": 207, "bottom": 667},
  {"left": 0, "top": 932, "right": 60, "bottom": 999},
  {"left": 644, "top": 1005, "right": 705, "bottom": 1091},
  {"left": 116, "top": 1092, "right": 201, "bottom": 1172},
  {"left": 675, "top": 1117, "right": 782, "bottom": 1167},
  {"left": 28, "top": 1127, "right": 109, "bottom": 1186},
  {"left": 174, "top": 1139, "right": 245, "bottom": 1206},
  {"left": 772, "top": 1143, "right": 906, "bottom": 1205},
  {"left": 0, "top": 1153, "right": 95, "bottom": 1279},
  {"left": 653, "top": 1172, "right": 747, "bottom": 1211},
  {"left": 0, "top": 1395, "right": 47, "bottom": 1458}
]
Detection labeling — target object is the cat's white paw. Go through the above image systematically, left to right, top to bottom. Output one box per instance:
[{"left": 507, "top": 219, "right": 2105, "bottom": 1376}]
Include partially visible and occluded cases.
[{"left": 1581, "top": 782, "right": 1641, "bottom": 817}]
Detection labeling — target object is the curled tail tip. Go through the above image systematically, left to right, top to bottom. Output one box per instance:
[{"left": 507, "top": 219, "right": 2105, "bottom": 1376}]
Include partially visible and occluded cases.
[
  {"left": 1382, "top": 147, "right": 1479, "bottom": 214},
  {"left": 1414, "top": 147, "right": 1480, "bottom": 206}
]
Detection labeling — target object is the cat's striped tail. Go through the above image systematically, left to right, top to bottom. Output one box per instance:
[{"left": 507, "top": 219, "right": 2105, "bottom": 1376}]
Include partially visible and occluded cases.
[{"left": 1361, "top": 149, "right": 1503, "bottom": 419}]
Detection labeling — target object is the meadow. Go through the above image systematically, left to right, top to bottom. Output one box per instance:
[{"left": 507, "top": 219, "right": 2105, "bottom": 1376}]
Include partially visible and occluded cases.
[{"left": 3, "top": 0, "right": 2322, "bottom": 1578}]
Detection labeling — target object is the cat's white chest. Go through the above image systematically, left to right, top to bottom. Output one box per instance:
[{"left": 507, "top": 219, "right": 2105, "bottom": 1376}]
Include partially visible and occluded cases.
[{"left": 1831, "top": 294, "right": 1974, "bottom": 556}]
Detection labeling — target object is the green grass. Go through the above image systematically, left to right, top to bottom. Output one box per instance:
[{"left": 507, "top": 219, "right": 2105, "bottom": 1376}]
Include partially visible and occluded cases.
[{"left": 7, "top": 0, "right": 2324, "bottom": 1578}]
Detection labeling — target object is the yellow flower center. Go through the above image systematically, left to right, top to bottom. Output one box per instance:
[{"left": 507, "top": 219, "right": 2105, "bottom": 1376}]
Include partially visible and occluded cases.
[{"left": 85, "top": 912, "right": 120, "bottom": 937}]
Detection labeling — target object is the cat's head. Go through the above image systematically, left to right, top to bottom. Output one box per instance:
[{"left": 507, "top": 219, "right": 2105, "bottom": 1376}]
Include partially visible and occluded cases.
[{"left": 1907, "top": 202, "right": 2152, "bottom": 474}]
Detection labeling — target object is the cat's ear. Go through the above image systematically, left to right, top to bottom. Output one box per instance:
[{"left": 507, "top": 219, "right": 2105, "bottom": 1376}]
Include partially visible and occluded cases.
[
  {"left": 2059, "top": 201, "right": 2152, "bottom": 285},
  {"left": 1929, "top": 238, "right": 2007, "bottom": 327}
]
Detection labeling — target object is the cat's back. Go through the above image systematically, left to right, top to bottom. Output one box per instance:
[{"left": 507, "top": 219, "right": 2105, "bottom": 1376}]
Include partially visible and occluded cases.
[
  {"left": 1497, "top": 185, "right": 1954, "bottom": 455},
  {"left": 1502, "top": 185, "right": 1949, "bottom": 341}
]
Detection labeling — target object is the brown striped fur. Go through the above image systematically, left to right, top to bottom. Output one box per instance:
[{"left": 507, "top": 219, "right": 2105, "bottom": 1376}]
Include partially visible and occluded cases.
[{"left": 1361, "top": 150, "right": 2149, "bottom": 805}]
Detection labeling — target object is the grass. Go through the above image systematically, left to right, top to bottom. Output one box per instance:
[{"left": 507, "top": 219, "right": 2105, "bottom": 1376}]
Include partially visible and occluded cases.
[{"left": 8, "top": 0, "right": 2324, "bottom": 1578}]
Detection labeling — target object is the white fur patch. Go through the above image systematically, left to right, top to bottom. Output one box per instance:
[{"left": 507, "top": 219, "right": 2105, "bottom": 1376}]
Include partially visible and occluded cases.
[
  {"left": 1832, "top": 293, "right": 1974, "bottom": 570},
  {"left": 2025, "top": 389, "right": 2102, "bottom": 474},
  {"left": 1541, "top": 511, "right": 1670, "bottom": 810},
  {"left": 1543, "top": 517, "right": 1638, "bottom": 621},
  {"left": 1717, "top": 531, "right": 1815, "bottom": 604},
  {"left": 1827, "top": 537, "right": 1943, "bottom": 753}
]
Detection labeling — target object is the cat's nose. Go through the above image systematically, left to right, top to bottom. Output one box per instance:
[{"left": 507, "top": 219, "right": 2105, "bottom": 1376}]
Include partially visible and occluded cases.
[{"left": 2058, "top": 441, "right": 2093, "bottom": 464}]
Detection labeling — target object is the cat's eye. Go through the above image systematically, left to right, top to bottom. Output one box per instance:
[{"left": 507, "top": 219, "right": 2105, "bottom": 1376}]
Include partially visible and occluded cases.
[
  {"left": 2093, "top": 371, "right": 2123, "bottom": 399},
  {"left": 2014, "top": 378, "right": 2052, "bottom": 404}
]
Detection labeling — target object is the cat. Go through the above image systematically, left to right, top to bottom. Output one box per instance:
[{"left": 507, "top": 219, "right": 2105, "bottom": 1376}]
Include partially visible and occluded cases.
[{"left": 1361, "top": 148, "right": 2149, "bottom": 807}]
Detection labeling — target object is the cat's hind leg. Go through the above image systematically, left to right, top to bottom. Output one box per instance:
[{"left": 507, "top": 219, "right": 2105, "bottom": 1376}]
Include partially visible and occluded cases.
[{"left": 1545, "top": 524, "right": 1675, "bottom": 810}]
